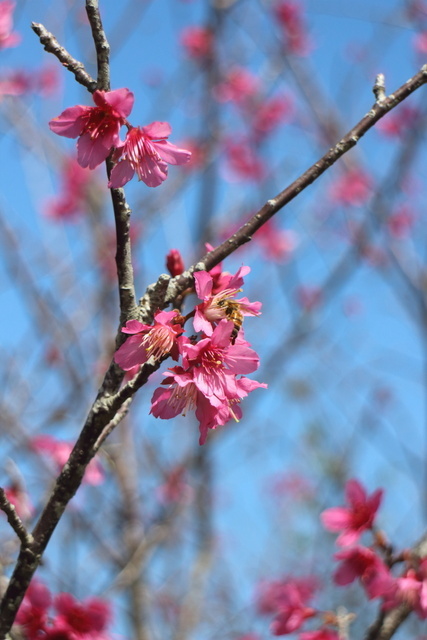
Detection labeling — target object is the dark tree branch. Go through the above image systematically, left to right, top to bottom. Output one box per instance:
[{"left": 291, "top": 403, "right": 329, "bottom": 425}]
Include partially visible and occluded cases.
[{"left": 85, "top": 0, "right": 110, "bottom": 91}]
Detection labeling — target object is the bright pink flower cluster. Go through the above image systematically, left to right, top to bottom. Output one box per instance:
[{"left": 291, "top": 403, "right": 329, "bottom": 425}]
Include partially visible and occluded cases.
[
  {"left": 49, "top": 88, "right": 191, "bottom": 188},
  {"left": 115, "top": 265, "right": 266, "bottom": 445},
  {"left": 321, "top": 479, "right": 427, "bottom": 618},
  {"left": 16, "top": 580, "right": 112, "bottom": 640}
]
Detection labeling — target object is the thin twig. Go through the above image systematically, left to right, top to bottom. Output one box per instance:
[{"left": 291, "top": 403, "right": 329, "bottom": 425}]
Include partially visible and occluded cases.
[
  {"left": 86, "top": 0, "right": 111, "bottom": 91},
  {"left": 31, "top": 23, "right": 97, "bottom": 92},
  {"left": 0, "top": 489, "right": 33, "bottom": 548}
]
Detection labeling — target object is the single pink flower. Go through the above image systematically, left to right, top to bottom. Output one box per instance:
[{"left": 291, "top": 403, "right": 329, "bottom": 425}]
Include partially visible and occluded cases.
[
  {"left": 0, "top": 1, "right": 20, "bottom": 49},
  {"left": 274, "top": 1, "right": 312, "bottom": 56},
  {"left": 180, "top": 26, "right": 213, "bottom": 58},
  {"left": 213, "top": 67, "right": 259, "bottom": 104},
  {"left": 49, "top": 88, "right": 134, "bottom": 169},
  {"left": 252, "top": 94, "right": 294, "bottom": 140},
  {"left": 108, "top": 122, "right": 191, "bottom": 188},
  {"left": 224, "top": 140, "right": 265, "bottom": 182},
  {"left": 46, "top": 156, "right": 95, "bottom": 221},
  {"left": 328, "top": 168, "right": 372, "bottom": 206},
  {"left": 387, "top": 206, "right": 415, "bottom": 238},
  {"left": 255, "top": 221, "right": 298, "bottom": 263},
  {"left": 166, "top": 249, "right": 185, "bottom": 276},
  {"left": 193, "top": 268, "right": 261, "bottom": 336},
  {"left": 296, "top": 286, "right": 322, "bottom": 312},
  {"left": 114, "top": 310, "right": 185, "bottom": 371},
  {"left": 179, "top": 321, "right": 260, "bottom": 399},
  {"left": 31, "top": 435, "right": 104, "bottom": 486},
  {"left": 156, "top": 465, "right": 194, "bottom": 505},
  {"left": 321, "top": 478, "right": 383, "bottom": 546},
  {"left": 333, "top": 546, "right": 394, "bottom": 599},
  {"left": 257, "top": 577, "right": 317, "bottom": 636},
  {"left": 16, "top": 580, "right": 52, "bottom": 639},
  {"left": 54, "top": 593, "right": 111, "bottom": 636}
]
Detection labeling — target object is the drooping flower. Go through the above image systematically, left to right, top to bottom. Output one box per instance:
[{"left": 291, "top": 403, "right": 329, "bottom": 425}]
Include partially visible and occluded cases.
[
  {"left": 0, "top": 1, "right": 20, "bottom": 49},
  {"left": 49, "top": 88, "right": 134, "bottom": 169},
  {"left": 108, "top": 122, "right": 192, "bottom": 188},
  {"left": 114, "top": 310, "right": 185, "bottom": 371},
  {"left": 150, "top": 364, "right": 266, "bottom": 445},
  {"left": 321, "top": 479, "right": 383, "bottom": 546}
]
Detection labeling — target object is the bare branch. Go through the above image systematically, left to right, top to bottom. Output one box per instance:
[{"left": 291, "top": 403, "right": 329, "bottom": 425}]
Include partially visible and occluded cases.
[
  {"left": 85, "top": 0, "right": 110, "bottom": 91},
  {"left": 31, "top": 22, "right": 97, "bottom": 92},
  {"left": 0, "top": 488, "right": 33, "bottom": 548}
]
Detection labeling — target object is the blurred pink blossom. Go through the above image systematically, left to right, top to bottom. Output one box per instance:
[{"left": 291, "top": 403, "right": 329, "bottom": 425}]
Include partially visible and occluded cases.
[
  {"left": 0, "top": 1, "right": 20, "bottom": 49},
  {"left": 274, "top": 1, "right": 312, "bottom": 55},
  {"left": 180, "top": 26, "right": 213, "bottom": 58},
  {"left": 214, "top": 67, "right": 259, "bottom": 104},
  {"left": 252, "top": 95, "right": 294, "bottom": 140},
  {"left": 224, "top": 140, "right": 265, "bottom": 182},
  {"left": 329, "top": 168, "right": 372, "bottom": 206},
  {"left": 387, "top": 206, "right": 415, "bottom": 238},
  {"left": 255, "top": 221, "right": 298, "bottom": 262},
  {"left": 31, "top": 435, "right": 105, "bottom": 486},
  {"left": 321, "top": 479, "right": 383, "bottom": 546},
  {"left": 4, "top": 484, "right": 34, "bottom": 520},
  {"left": 333, "top": 546, "right": 395, "bottom": 600}
]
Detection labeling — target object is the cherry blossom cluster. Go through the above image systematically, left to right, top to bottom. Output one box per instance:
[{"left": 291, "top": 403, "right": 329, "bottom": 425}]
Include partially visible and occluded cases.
[
  {"left": 49, "top": 88, "right": 191, "bottom": 188},
  {"left": 114, "top": 263, "right": 266, "bottom": 445},
  {"left": 249, "top": 479, "right": 427, "bottom": 637},
  {"left": 322, "top": 479, "right": 427, "bottom": 619},
  {"left": 15, "top": 580, "right": 112, "bottom": 640}
]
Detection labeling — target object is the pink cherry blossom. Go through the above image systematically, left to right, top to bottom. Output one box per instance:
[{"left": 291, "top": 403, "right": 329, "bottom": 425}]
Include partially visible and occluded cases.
[
  {"left": 0, "top": 1, "right": 20, "bottom": 49},
  {"left": 274, "top": 2, "right": 312, "bottom": 56},
  {"left": 180, "top": 26, "right": 213, "bottom": 58},
  {"left": 213, "top": 67, "right": 259, "bottom": 104},
  {"left": 49, "top": 88, "right": 134, "bottom": 169},
  {"left": 252, "top": 95, "right": 294, "bottom": 140},
  {"left": 108, "top": 122, "right": 192, "bottom": 188},
  {"left": 224, "top": 140, "right": 265, "bottom": 182},
  {"left": 46, "top": 156, "right": 95, "bottom": 221},
  {"left": 328, "top": 168, "right": 372, "bottom": 206},
  {"left": 387, "top": 206, "right": 415, "bottom": 238},
  {"left": 255, "top": 221, "right": 298, "bottom": 262},
  {"left": 166, "top": 249, "right": 185, "bottom": 276},
  {"left": 193, "top": 268, "right": 261, "bottom": 336},
  {"left": 114, "top": 310, "right": 185, "bottom": 371},
  {"left": 179, "top": 321, "right": 260, "bottom": 399},
  {"left": 150, "top": 365, "right": 266, "bottom": 445},
  {"left": 31, "top": 435, "right": 104, "bottom": 486},
  {"left": 156, "top": 465, "right": 194, "bottom": 505},
  {"left": 321, "top": 478, "right": 383, "bottom": 546},
  {"left": 333, "top": 546, "right": 395, "bottom": 600},
  {"left": 256, "top": 577, "right": 317, "bottom": 636},
  {"left": 16, "top": 580, "right": 52, "bottom": 639},
  {"left": 53, "top": 593, "right": 111, "bottom": 636}
]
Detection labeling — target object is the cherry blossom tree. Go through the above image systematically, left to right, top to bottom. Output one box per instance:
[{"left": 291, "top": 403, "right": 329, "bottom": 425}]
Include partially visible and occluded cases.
[{"left": 1, "top": 1, "right": 427, "bottom": 639}]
